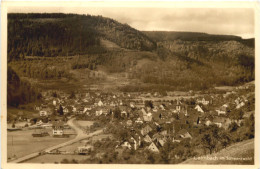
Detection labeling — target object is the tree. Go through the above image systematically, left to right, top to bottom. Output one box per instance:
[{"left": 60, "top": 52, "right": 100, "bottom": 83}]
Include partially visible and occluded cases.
[
  {"left": 52, "top": 91, "right": 58, "bottom": 98},
  {"left": 69, "top": 91, "right": 75, "bottom": 99},
  {"left": 145, "top": 100, "right": 154, "bottom": 109},
  {"left": 58, "top": 104, "right": 64, "bottom": 116},
  {"left": 113, "top": 107, "right": 121, "bottom": 120},
  {"left": 229, "top": 109, "right": 244, "bottom": 121},
  {"left": 244, "top": 114, "right": 255, "bottom": 139},
  {"left": 228, "top": 122, "right": 239, "bottom": 132},
  {"left": 201, "top": 126, "right": 220, "bottom": 154},
  {"left": 219, "top": 130, "right": 232, "bottom": 148}
]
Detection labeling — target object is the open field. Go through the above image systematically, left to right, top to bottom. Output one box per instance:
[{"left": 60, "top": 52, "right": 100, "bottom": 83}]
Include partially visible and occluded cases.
[
  {"left": 215, "top": 86, "right": 236, "bottom": 91},
  {"left": 7, "top": 129, "right": 75, "bottom": 161},
  {"left": 91, "top": 134, "right": 113, "bottom": 142},
  {"left": 182, "top": 139, "right": 254, "bottom": 165},
  {"left": 58, "top": 141, "right": 86, "bottom": 152},
  {"left": 25, "top": 154, "right": 89, "bottom": 163}
]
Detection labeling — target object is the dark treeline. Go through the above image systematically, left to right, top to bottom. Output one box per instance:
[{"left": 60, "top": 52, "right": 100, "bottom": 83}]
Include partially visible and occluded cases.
[
  {"left": 8, "top": 13, "right": 156, "bottom": 61},
  {"left": 8, "top": 13, "right": 78, "bottom": 19},
  {"left": 8, "top": 15, "right": 100, "bottom": 61},
  {"left": 7, "top": 66, "right": 41, "bottom": 107}
]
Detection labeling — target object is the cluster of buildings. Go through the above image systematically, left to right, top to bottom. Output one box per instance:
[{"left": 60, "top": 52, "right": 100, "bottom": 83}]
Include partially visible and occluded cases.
[{"left": 29, "top": 82, "right": 254, "bottom": 151}]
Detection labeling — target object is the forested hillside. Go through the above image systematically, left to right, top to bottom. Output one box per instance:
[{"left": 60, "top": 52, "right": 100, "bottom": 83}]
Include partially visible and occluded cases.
[
  {"left": 7, "top": 13, "right": 255, "bottom": 95},
  {"left": 8, "top": 13, "right": 156, "bottom": 61},
  {"left": 7, "top": 66, "right": 41, "bottom": 107}
]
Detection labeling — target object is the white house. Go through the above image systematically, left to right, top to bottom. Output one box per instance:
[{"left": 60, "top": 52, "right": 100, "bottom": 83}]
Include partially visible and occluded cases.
[
  {"left": 197, "top": 98, "right": 210, "bottom": 105},
  {"left": 98, "top": 100, "right": 104, "bottom": 107},
  {"left": 236, "top": 102, "right": 245, "bottom": 109},
  {"left": 195, "top": 105, "right": 204, "bottom": 113},
  {"left": 216, "top": 105, "right": 227, "bottom": 116},
  {"left": 39, "top": 110, "right": 48, "bottom": 117},
  {"left": 95, "top": 110, "right": 103, "bottom": 116},
  {"left": 135, "top": 117, "right": 143, "bottom": 124},
  {"left": 52, "top": 121, "right": 64, "bottom": 136},
  {"left": 120, "top": 141, "right": 132, "bottom": 149},
  {"left": 148, "top": 142, "right": 159, "bottom": 153}
]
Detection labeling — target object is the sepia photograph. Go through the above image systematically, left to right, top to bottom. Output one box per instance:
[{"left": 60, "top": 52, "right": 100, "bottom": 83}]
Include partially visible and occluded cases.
[{"left": 1, "top": 1, "right": 259, "bottom": 168}]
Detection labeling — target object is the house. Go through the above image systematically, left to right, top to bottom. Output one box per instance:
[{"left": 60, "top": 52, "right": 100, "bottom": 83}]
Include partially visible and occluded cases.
[
  {"left": 197, "top": 97, "right": 211, "bottom": 105},
  {"left": 98, "top": 100, "right": 104, "bottom": 107},
  {"left": 176, "top": 100, "right": 182, "bottom": 112},
  {"left": 130, "top": 102, "right": 135, "bottom": 108},
  {"left": 236, "top": 102, "right": 245, "bottom": 109},
  {"left": 159, "top": 104, "right": 166, "bottom": 110},
  {"left": 35, "top": 105, "right": 42, "bottom": 111},
  {"left": 195, "top": 105, "right": 204, "bottom": 113},
  {"left": 216, "top": 105, "right": 227, "bottom": 116},
  {"left": 72, "top": 106, "right": 77, "bottom": 113},
  {"left": 63, "top": 107, "right": 69, "bottom": 114},
  {"left": 83, "top": 107, "right": 92, "bottom": 113},
  {"left": 141, "top": 108, "right": 152, "bottom": 122},
  {"left": 95, "top": 109, "right": 103, "bottom": 116},
  {"left": 39, "top": 110, "right": 48, "bottom": 117},
  {"left": 121, "top": 110, "right": 127, "bottom": 117},
  {"left": 143, "top": 112, "right": 152, "bottom": 122},
  {"left": 189, "top": 113, "right": 201, "bottom": 125},
  {"left": 135, "top": 117, "right": 143, "bottom": 124},
  {"left": 212, "top": 117, "right": 225, "bottom": 128},
  {"left": 213, "top": 117, "right": 232, "bottom": 129},
  {"left": 205, "top": 119, "right": 212, "bottom": 126},
  {"left": 36, "top": 120, "right": 43, "bottom": 126},
  {"left": 126, "top": 120, "right": 133, "bottom": 127},
  {"left": 52, "top": 121, "right": 64, "bottom": 137},
  {"left": 141, "top": 125, "right": 153, "bottom": 136},
  {"left": 32, "top": 128, "right": 49, "bottom": 137},
  {"left": 177, "top": 129, "right": 192, "bottom": 139},
  {"left": 160, "top": 130, "right": 168, "bottom": 137},
  {"left": 152, "top": 133, "right": 164, "bottom": 142},
  {"left": 143, "top": 134, "right": 152, "bottom": 143},
  {"left": 130, "top": 137, "right": 137, "bottom": 150},
  {"left": 172, "top": 137, "right": 181, "bottom": 143},
  {"left": 158, "top": 139, "right": 165, "bottom": 147},
  {"left": 119, "top": 141, "right": 132, "bottom": 149},
  {"left": 147, "top": 142, "right": 159, "bottom": 153},
  {"left": 77, "top": 145, "right": 93, "bottom": 155}
]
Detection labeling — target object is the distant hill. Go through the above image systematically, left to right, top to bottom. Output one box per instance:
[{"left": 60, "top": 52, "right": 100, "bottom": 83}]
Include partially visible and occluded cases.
[
  {"left": 7, "top": 13, "right": 255, "bottom": 92},
  {"left": 8, "top": 13, "right": 156, "bottom": 61},
  {"left": 143, "top": 31, "right": 240, "bottom": 41},
  {"left": 143, "top": 31, "right": 254, "bottom": 47},
  {"left": 182, "top": 139, "right": 254, "bottom": 165}
]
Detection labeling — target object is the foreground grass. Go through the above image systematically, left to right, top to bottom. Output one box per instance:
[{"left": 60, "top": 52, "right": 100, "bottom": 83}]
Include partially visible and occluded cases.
[{"left": 182, "top": 139, "right": 254, "bottom": 165}]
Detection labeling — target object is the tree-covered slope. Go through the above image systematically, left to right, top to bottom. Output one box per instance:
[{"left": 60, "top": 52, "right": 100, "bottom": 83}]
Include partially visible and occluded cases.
[{"left": 8, "top": 13, "right": 156, "bottom": 61}]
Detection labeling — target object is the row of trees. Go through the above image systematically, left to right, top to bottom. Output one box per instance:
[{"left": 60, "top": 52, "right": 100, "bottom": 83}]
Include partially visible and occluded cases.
[{"left": 10, "top": 61, "right": 71, "bottom": 79}]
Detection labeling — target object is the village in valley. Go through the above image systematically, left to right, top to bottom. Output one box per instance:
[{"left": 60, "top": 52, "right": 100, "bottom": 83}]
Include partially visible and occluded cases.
[
  {"left": 6, "top": 11, "right": 255, "bottom": 164},
  {"left": 7, "top": 80, "right": 255, "bottom": 164}
]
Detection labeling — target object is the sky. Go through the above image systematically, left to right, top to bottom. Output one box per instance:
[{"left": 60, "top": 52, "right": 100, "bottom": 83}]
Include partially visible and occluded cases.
[{"left": 9, "top": 7, "right": 255, "bottom": 38}]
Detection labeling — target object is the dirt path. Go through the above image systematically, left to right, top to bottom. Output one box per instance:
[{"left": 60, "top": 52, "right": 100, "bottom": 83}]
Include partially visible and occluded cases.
[{"left": 10, "top": 118, "right": 103, "bottom": 163}]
